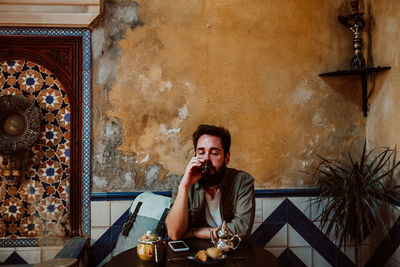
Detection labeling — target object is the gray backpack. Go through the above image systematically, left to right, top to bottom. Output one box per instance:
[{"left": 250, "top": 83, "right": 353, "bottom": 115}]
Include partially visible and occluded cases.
[{"left": 111, "top": 191, "right": 171, "bottom": 257}]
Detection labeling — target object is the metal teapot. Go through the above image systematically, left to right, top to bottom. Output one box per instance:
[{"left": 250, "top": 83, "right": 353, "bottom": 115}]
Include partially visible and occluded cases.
[
  {"left": 210, "top": 221, "right": 241, "bottom": 251},
  {"left": 137, "top": 231, "right": 161, "bottom": 261}
]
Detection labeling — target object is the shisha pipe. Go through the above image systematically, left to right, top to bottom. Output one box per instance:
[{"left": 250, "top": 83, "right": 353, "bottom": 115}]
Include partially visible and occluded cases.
[{"left": 338, "top": 0, "right": 366, "bottom": 69}]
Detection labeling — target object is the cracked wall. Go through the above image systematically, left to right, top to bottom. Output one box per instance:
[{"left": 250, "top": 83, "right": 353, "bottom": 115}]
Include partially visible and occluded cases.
[
  {"left": 92, "top": 0, "right": 366, "bottom": 191},
  {"left": 367, "top": 1, "right": 400, "bottom": 160}
]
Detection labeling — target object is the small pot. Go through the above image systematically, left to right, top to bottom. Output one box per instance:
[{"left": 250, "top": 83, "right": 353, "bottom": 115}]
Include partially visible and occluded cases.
[{"left": 137, "top": 231, "right": 161, "bottom": 261}]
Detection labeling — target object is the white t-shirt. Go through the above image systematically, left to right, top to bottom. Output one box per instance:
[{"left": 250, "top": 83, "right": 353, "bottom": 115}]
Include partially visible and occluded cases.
[{"left": 205, "top": 189, "right": 223, "bottom": 227}]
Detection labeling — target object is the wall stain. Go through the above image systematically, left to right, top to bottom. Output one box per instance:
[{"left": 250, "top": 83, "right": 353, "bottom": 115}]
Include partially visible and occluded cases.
[
  {"left": 92, "top": 0, "right": 369, "bottom": 191},
  {"left": 367, "top": 0, "right": 400, "bottom": 178}
]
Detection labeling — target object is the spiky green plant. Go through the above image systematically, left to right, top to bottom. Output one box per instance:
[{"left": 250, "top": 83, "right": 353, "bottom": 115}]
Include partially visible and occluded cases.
[{"left": 312, "top": 141, "right": 400, "bottom": 255}]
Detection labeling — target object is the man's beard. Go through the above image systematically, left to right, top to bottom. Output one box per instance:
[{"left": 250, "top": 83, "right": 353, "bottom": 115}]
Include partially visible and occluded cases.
[{"left": 199, "top": 164, "right": 226, "bottom": 188}]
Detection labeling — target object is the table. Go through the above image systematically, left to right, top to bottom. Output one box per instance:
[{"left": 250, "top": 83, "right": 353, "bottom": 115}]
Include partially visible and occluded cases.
[{"left": 105, "top": 239, "right": 279, "bottom": 267}]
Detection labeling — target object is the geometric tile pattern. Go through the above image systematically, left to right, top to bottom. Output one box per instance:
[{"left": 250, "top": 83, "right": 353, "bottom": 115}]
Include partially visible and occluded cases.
[
  {"left": 0, "top": 27, "right": 92, "bottom": 243},
  {"left": 0, "top": 60, "right": 71, "bottom": 239},
  {"left": 88, "top": 191, "right": 400, "bottom": 267},
  {"left": 252, "top": 198, "right": 355, "bottom": 267},
  {"left": 252, "top": 198, "right": 400, "bottom": 267},
  {"left": 89, "top": 209, "right": 129, "bottom": 267},
  {"left": 365, "top": 215, "right": 400, "bottom": 267},
  {"left": 0, "top": 237, "right": 63, "bottom": 247},
  {"left": 0, "top": 238, "right": 86, "bottom": 264},
  {"left": 278, "top": 248, "right": 307, "bottom": 267},
  {"left": 3, "top": 251, "right": 28, "bottom": 265}
]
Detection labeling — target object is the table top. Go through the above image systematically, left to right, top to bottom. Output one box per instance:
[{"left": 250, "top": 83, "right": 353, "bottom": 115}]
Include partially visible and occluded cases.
[{"left": 105, "top": 239, "right": 279, "bottom": 267}]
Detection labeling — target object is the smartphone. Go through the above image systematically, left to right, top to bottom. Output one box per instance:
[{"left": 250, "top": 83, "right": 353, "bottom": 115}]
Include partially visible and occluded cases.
[{"left": 168, "top": 240, "right": 190, "bottom": 252}]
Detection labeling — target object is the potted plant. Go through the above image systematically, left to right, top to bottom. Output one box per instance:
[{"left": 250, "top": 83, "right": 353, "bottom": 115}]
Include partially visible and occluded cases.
[{"left": 311, "top": 141, "right": 400, "bottom": 266}]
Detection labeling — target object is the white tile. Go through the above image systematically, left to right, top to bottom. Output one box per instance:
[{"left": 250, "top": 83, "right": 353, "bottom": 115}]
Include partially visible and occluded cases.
[
  {"left": 262, "top": 197, "right": 285, "bottom": 221},
  {"left": 288, "top": 197, "right": 311, "bottom": 219},
  {"left": 255, "top": 198, "right": 263, "bottom": 223},
  {"left": 311, "top": 198, "right": 328, "bottom": 222},
  {"left": 111, "top": 200, "right": 132, "bottom": 225},
  {"left": 91, "top": 201, "right": 111, "bottom": 227},
  {"left": 375, "top": 204, "right": 391, "bottom": 229},
  {"left": 361, "top": 205, "right": 393, "bottom": 248},
  {"left": 390, "top": 206, "right": 400, "bottom": 228},
  {"left": 313, "top": 221, "right": 347, "bottom": 246},
  {"left": 313, "top": 221, "right": 336, "bottom": 244},
  {"left": 361, "top": 221, "right": 384, "bottom": 246},
  {"left": 251, "top": 222, "right": 261, "bottom": 234},
  {"left": 265, "top": 224, "right": 287, "bottom": 248},
  {"left": 288, "top": 225, "right": 309, "bottom": 247},
  {"left": 91, "top": 226, "right": 109, "bottom": 245},
  {"left": 359, "top": 245, "right": 373, "bottom": 267},
  {"left": 392, "top": 245, "right": 400, "bottom": 263},
  {"left": 41, "top": 246, "right": 62, "bottom": 262},
  {"left": 340, "top": 246, "right": 355, "bottom": 264},
  {"left": 15, "top": 247, "right": 41, "bottom": 264},
  {"left": 15, "top": 247, "right": 41, "bottom": 252},
  {"left": 265, "top": 247, "right": 285, "bottom": 258},
  {"left": 291, "top": 247, "right": 312, "bottom": 266},
  {"left": 0, "top": 248, "right": 15, "bottom": 262},
  {"left": 312, "top": 248, "right": 332, "bottom": 267},
  {"left": 99, "top": 254, "right": 112, "bottom": 267},
  {"left": 385, "top": 257, "right": 400, "bottom": 267},
  {"left": 392, "top": 258, "right": 400, "bottom": 267},
  {"left": 385, "top": 259, "right": 393, "bottom": 267},
  {"left": 386, "top": 259, "right": 396, "bottom": 267}
]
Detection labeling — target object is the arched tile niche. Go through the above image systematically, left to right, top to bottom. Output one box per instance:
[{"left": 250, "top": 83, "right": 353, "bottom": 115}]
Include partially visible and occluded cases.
[{"left": 0, "top": 28, "right": 91, "bottom": 246}]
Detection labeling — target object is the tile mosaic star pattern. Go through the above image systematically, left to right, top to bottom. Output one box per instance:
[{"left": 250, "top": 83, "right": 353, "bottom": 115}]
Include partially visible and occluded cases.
[
  {"left": 0, "top": 27, "right": 92, "bottom": 243},
  {"left": 0, "top": 60, "right": 71, "bottom": 239}
]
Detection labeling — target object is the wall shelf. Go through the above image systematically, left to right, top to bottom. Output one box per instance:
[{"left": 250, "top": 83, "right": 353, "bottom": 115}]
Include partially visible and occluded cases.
[{"left": 319, "top": 66, "right": 391, "bottom": 117}]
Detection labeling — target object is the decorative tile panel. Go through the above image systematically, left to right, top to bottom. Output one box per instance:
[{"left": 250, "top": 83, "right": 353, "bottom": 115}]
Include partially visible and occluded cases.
[
  {"left": 0, "top": 27, "right": 92, "bottom": 243},
  {"left": 0, "top": 60, "right": 71, "bottom": 239}
]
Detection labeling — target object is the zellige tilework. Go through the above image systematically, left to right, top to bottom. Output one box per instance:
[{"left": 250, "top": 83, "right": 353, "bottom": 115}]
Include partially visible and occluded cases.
[{"left": 0, "top": 60, "right": 71, "bottom": 239}]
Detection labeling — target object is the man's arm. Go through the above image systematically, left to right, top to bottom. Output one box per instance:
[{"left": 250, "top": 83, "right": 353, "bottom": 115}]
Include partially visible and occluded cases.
[
  {"left": 166, "top": 157, "right": 203, "bottom": 240},
  {"left": 166, "top": 182, "right": 190, "bottom": 240}
]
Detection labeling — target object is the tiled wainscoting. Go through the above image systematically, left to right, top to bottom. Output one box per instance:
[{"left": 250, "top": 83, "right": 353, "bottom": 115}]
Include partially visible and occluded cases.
[
  {"left": 1, "top": 190, "right": 398, "bottom": 266},
  {"left": 89, "top": 190, "right": 400, "bottom": 267},
  {"left": 0, "top": 237, "right": 89, "bottom": 265},
  {"left": 0, "top": 245, "right": 62, "bottom": 264}
]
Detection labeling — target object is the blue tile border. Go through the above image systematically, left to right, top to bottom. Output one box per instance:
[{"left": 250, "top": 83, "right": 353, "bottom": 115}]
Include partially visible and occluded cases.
[
  {"left": 0, "top": 27, "right": 92, "bottom": 239},
  {"left": 90, "top": 188, "right": 321, "bottom": 201},
  {"left": 253, "top": 188, "right": 321, "bottom": 197},
  {"left": 91, "top": 191, "right": 171, "bottom": 201},
  {"left": 0, "top": 238, "right": 64, "bottom": 247},
  {"left": 0, "top": 239, "right": 39, "bottom": 247}
]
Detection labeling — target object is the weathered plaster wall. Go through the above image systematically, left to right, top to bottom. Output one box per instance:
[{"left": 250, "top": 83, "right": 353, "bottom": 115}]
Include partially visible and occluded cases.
[
  {"left": 91, "top": 0, "right": 365, "bottom": 191},
  {"left": 366, "top": 1, "right": 400, "bottom": 157}
]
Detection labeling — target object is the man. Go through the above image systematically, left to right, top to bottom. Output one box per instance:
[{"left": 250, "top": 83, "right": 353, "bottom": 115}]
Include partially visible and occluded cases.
[{"left": 166, "top": 125, "right": 255, "bottom": 241}]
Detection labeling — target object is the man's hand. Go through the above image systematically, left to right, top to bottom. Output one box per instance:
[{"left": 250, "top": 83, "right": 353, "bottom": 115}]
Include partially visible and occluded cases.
[
  {"left": 180, "top": 157, "right": 205, "bottom": 188},
  {"left": 194, "top": 227, "right": 220, "bottom": 239}
]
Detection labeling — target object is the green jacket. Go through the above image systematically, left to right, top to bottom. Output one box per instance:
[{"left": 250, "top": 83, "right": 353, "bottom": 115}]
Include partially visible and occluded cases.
[{"left": 170, "top": 168, "right": 255, "bottom": 240}]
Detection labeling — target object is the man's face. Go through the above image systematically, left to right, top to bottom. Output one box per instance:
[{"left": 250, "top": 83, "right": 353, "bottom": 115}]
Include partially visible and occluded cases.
[{"left": 195, "top": 134, "right": 230, "bottom": 175}]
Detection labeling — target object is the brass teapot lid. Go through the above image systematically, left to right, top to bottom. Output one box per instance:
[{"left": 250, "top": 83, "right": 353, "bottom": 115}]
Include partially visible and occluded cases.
[{"left": 138, "top": 231, "right": 160, "bottom": 244}]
